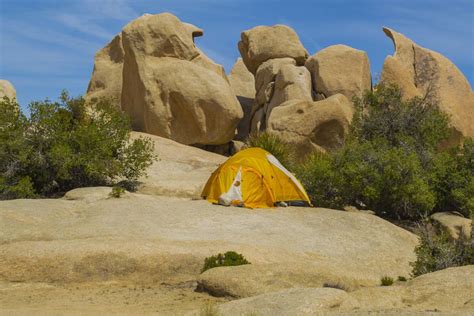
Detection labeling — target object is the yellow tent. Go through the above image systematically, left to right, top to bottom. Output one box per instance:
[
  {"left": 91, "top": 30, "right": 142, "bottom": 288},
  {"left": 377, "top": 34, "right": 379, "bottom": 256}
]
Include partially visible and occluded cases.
[{"left": 201, "top": 147, "right": 311, "bottom": 208}]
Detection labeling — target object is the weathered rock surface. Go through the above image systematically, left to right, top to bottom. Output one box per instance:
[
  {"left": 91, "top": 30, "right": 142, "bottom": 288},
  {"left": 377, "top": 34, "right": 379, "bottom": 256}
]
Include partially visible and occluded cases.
[
  {"left": 86, "top": 13, "right": 242, "bottom": 147},
  {"left": 238, "top": 25, "right": 308, "bottom": 74},
  {"left": 381, "top": 27, "right": 474, "bottom": 146},
  {"left": 85, "top": 34, "right": 124, "bottom": 105},
  {"left": 305, "top": 44, "right": 371, "bottom": 100},
  {"left": 121, "top": 56, "right": 242, "bottom": 145},
  {"left": 228, "top": 58, "right": 256, "bottom": 140},
  {"left": 251, "top": 58, "right": 313, "bottom": 134},
  {"left": 266, "top": 63, "right": 313, "bottom": 121},
  {"left": 0, "top": 80, "right": 16, "bottom": 100},
  {"left": 267, "top": 94, "right": 354, "bottom": 157},
  {"left": 131, "top": 132, "right": 225, "bottom": 199},
  {"left": 0, "top": 194, "right": 417, "bottom": 287},
  {"left": 430, "top": 212, "right": 472, "bottom": 240},
  {"left": 211, "top": 266, "right": 474, "bottom": 315},
  {"left": 345, "top": 266, "right": 474, "bottom": 314},
  {"left": 218, "top": 288, "right": 357, "bottom": 316}
]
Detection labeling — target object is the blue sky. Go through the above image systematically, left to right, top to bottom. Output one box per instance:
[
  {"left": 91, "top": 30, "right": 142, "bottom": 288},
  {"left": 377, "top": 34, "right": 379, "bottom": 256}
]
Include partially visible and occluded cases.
[{"left": 1, "top": 0, "right": 473, "bottom": 111}]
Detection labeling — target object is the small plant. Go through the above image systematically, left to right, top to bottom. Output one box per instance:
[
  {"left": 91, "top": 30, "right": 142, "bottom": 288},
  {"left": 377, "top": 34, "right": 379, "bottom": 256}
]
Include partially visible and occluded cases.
[
  {"left": 245, "top": 132, "right": 295, "bottom": 170},
  {"left": 109, "top": 186, "right": 125, "bottom": 198},
  {"left": 410, "top": 222, "right": 474, "bottom": 277},
  {"left": 201, "top": 251, "right": 250, "bottom": 273},
  {"left": 380, "top": 276, "right": 394, "bottom": 286},
  {"left": 398, "top": 276, "right": 407, "bottom": 282}
]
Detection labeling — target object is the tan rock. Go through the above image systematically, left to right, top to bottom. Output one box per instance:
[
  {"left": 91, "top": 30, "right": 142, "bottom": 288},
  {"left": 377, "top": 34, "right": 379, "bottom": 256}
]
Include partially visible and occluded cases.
[
  {"left": 121, "top": 13, "right": 200, "bottom": 61},
  {"left": 238, "top": 25, "right": 308, "bottom": 74},
  {"left": 381, "top": 27, "right": 474, "bottom": 146},
  {"left": 85, "top": 34, "right": 124, "bottom": 106},
  {"left": 305, "top": 44, "right": 371, "bottom": 100},
  {"left": 121, "top": 56, "right": 242, "bottom": 145},
  {"left": 228, "top": 58, "right": 256, "bottom": 140},
  {"left": 255, "top": 58, "right": 296, "bottom": 108},
  {"left": 266, "top": 63, "right": 313, "bottom": 123},
  {"left": 0, "top": 80, "right": 16, "bottom": 100},
  {"left": 267, "top": 94, "right": 354, "bottom": 158},
  {"left": 130, "top": 132, "right": 225, "bottom": 199},
  {"left": 0, "top": 198, "right": 417, "bottom": 287},
  {"left": 430, "top": 212, "right": 472, "bottom": 240},
  {"left": 346, "top": 266, "right": 474, "bottom": 313},
  {"left": 218, "top": 288, "right": 357, "bottom": 316}
]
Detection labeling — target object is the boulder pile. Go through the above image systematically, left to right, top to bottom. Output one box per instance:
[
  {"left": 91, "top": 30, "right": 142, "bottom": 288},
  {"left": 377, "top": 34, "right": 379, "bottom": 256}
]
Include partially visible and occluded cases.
[{"left": 86, "top": 14, "right": 473, "bottom": 156}]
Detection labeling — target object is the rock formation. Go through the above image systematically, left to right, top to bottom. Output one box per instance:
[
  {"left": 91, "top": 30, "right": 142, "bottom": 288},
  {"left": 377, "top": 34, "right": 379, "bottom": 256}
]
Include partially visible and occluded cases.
[
  {"left": 86, "top": 13, "right": 242, "bottom": 146},
  {"left": 238, "top": 25, "right": 309, "bottom": 74},
  {"left": 238, "top": 26, "right": 364, "bottom": 156},
  {"left": 381, "top": 27, "right": 474, "bottom": 146},
  {"left": 85, "top": 34, "right": 124, "bottom": 106},
  {"left": 305, "top": 44, "right": 372, "bottom": 100},
  {"left": 228, "top": 58, "right": 256, "bottom": 140},
  {"left": 0, "top": 80, "right": 16, "bottom": 100},
  {"left": 267, "top": 94, "right": 354, "bottom": 157}
]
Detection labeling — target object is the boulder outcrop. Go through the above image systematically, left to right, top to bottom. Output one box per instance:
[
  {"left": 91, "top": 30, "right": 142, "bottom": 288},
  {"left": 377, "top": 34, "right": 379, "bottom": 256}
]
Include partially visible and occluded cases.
[
  {"left": 86, "top": 13, "right": 242, "bottom": 146},
  {"left": 238, "top": 24, "right": 308, "bottom": 74},
  {"left": 381, "top": 27, "right": 474, "bottom": 146},
  {"left": 85, "top": 34, "right": 124, "bottom": 105},
  {"left": 305, "top": 44, "right": 371, "bottom": 100},
  {"left": 228, "top": 58, "right": 256, "bottom": 140},
  {"left": 0, "top": 80, "right": 16, "bottom": 100},
  {"left": 267, "top": 94, "right": 354, "bottom": 157},
  {"left": 430, "top": 212, "right": 472, "bottom": 240}
]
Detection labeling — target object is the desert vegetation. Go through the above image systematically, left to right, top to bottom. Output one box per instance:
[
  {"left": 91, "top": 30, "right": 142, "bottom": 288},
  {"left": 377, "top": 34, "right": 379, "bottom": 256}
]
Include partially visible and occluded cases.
[
  {"left": 247, "top": 83, "right": 473, "bottom": 276},
  {"left": 0, "top": 93, "right": 155, "bottom": 199},
  {"left": 201, "top": 251, "right": 251, "bottom": 273}
]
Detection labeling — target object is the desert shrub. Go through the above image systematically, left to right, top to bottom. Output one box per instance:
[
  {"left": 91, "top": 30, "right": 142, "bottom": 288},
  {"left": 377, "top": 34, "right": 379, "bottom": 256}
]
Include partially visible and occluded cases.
[
  {"left": 298, "top": 83, "right": 473, "bottom": 220},
  {"left": 352, "top": 83, "right": 450, "bottom": 164},
  {"left": 0, "top": 92, "right": 156, "bottom": 199},
  {"left": 245, "top": 132, "right": 295, "bottom": 170},
  {"left": 298, "top": 140, "right": 435, "bottom": 219},
  {"left": 430, "top": 140, "right": 474, "bottom": 218},
  {"left": 109, "top": 186, "right": 126, "bottom": 198},
  {"left": 411, "top": 222, "right": 474, "bottom": 277},
  {"left": 201, "top": 251, "right": 250, "bottom": 273},
  {"left": 380, "top": 276, "right": 394, "bottom": 286},
  {"left": 397, "top": 276, "right": 407, "bottom": 282}
]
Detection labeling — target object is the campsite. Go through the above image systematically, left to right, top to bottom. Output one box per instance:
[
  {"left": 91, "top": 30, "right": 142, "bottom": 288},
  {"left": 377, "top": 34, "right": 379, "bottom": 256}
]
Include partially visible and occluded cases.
[{"left": 1, "top": 1, "right": 473, "bottom": 315}]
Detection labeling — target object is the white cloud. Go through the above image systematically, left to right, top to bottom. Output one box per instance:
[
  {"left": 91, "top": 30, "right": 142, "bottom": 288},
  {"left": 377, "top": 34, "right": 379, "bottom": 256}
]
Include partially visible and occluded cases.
[{"left": 55, "top": 14, "right": 115, "bottom": 40}]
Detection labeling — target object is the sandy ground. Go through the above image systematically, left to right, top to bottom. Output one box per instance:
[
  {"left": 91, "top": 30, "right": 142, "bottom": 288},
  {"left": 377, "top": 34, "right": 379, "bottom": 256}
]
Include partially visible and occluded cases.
[{"left": 0, "top": 280, "right": 228, "bottom": 315}]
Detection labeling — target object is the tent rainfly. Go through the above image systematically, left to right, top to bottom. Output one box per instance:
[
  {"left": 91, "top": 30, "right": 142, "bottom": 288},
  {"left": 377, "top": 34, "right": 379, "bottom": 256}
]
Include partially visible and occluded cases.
[{"left": 201, "top": 147, "right": 311, "bottom": 208}]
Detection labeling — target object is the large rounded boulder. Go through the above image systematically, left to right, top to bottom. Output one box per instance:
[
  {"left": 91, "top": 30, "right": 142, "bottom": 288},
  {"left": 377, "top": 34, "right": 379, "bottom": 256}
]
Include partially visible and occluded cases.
[
  {"left": 86, "top": 13, "right": 242, "bottom": 146},
  {"left": 238, "top": 25, "right": 308, "bottom": 74},
  {"left": 381, "top": 27, "right": 474, "bottom": 146},
  {"left": 305, "top": 44, "right": 372, "bottom": 100},
  {"left": 267, "top": 94, "right": 354, "bottom": 158}
]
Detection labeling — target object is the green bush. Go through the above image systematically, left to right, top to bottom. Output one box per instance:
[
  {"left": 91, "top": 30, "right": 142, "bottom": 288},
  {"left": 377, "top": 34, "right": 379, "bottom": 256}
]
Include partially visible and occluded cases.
[
  {"left": 298, "top": 83, "right": 472, "bottom": 220},
  {"left": 0, "top": 93, "right": 156, "bottom": 199},
  {"left": 245, "top": 132, "right": 295, "bottom": 170},
  {"left": 298, "top": 140, "right": 435, "bottom": 219},
  {"left": 430, "top": 140, "right": 474, "bottom": 218},
  {"left": 109, "top": 186, "right": 126, "bottom": 198},
  {"left": 411, "top": 222, "right": 474, "bottom": 277},
  {"left": 201, "top": 251, "right": 250, "bottom": 273},
  {"left": 380, "top": 276, "right": 394, "bottom": 286},
  {"left": 398, "top": 276, "right": 407, "bottom": 282}
]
